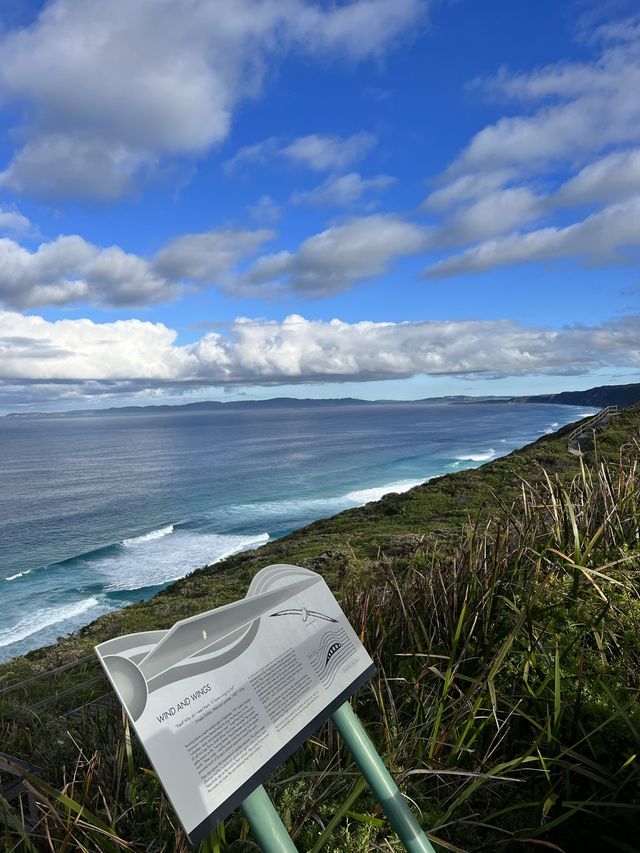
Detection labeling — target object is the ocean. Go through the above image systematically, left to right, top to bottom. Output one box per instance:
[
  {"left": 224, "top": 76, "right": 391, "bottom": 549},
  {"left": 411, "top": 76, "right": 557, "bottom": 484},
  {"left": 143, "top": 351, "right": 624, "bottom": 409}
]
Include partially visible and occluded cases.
[{"left": 0, "top": 400, "right": 596, "bottom": 662}]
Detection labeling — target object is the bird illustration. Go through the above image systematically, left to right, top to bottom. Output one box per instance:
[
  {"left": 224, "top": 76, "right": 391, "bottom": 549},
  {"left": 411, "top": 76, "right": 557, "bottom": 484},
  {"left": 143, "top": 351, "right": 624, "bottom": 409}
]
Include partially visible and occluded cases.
[{"left": 269, "top": 607, "right": 337, "bottom": 623}]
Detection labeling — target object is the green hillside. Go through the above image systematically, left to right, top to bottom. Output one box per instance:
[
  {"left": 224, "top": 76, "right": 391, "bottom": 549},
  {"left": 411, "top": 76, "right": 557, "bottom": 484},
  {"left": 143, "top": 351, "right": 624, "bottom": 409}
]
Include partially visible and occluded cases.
[{"left": 1, "top": 406, "right": 639, "bottom": 851}]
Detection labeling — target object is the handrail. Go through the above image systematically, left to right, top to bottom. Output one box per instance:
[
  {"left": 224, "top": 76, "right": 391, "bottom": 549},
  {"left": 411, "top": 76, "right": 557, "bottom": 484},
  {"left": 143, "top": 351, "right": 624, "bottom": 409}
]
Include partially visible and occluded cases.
[
  {"left": 567, "top": 406, "right": 619, "bottom": 444},
  {"left": 0, "top": 654, "right": 95, "bottom": 697},
  {"left": 28, "top": 674, "right": 105, "bottom": 710}
]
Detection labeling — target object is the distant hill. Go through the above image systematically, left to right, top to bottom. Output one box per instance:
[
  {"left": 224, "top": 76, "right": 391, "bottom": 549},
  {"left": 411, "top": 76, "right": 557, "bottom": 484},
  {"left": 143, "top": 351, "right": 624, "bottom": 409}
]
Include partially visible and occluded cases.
[
  {"left": 5, "top": 382, "right": 639, "bottom": 419},
  {"left": 514, "top": 382, "right": 640, "bottom": 408},
  {"left": 4, "top": 395, "right": 511, "bottom": 419},
  {"left": 4, "top": 397, "right": 374, "bottom": 418}
]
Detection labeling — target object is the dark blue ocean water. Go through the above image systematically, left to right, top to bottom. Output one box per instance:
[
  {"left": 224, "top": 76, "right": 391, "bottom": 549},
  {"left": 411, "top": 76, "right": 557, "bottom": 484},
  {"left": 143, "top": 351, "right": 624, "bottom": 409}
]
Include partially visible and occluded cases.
[{"left": 0, "top": 401, "right": 596, "bottom": 662}]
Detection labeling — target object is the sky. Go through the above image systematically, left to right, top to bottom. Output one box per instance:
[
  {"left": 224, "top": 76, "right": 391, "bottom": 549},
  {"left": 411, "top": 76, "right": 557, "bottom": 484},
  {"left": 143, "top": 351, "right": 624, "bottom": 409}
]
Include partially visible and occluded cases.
[{"left": 0, "top": 0, "right": 639, "bottom": 413}]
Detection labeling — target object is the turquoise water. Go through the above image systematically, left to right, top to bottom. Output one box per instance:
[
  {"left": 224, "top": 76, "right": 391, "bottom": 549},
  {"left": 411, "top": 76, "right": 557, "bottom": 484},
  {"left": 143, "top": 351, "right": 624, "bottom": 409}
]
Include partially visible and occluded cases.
[{"left": 0, "top": 400, "right": 595, "bottom": 661}]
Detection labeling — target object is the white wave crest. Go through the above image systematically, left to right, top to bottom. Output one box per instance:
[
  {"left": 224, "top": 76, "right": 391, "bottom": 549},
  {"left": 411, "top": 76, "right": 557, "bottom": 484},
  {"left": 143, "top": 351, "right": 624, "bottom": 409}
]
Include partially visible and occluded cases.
[
  {"left": 455, "top": 449, "right": 496, "bottom": 462},
  {"left": 342, "top": 481, "right": 422, "bottom": 504},
  {"left": 122, "top": 524, "right": 174, "bottom": 546},
  {"left": 103, "top": 531, "right": 269, "bottom": 592},
  {"left": 4, "top": 569, "right": 31, "bottom": 581},
  {"left": 0, "top": 597, "right": 100, "bottom": 647}
]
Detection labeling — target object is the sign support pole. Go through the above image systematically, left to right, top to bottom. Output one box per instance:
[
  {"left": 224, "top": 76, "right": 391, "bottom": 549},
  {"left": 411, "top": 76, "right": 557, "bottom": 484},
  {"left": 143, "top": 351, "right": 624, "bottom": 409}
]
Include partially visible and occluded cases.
[
  {"left": 331, "top": 702, "right": 437, "bottom": 853},
  {"left": 240, "top": 784, "right": 299, "bottom": 852}
]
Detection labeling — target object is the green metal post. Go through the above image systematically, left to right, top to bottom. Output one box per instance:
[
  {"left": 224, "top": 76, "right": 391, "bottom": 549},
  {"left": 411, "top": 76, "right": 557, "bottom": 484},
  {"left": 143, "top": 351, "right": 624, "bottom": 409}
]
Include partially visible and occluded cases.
[
  {"left": 331, "top": 702, "right": 437, "bottom": 853},
  {"left": 240, "top": 784, "right": 299, "bottom": 852}
]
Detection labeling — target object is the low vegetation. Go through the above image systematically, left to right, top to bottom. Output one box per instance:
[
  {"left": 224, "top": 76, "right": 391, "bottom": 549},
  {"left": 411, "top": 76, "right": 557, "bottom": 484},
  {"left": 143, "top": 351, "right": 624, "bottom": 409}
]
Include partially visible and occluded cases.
[{"left": 1, "top": 406, "right": 640, "bottom": 851}]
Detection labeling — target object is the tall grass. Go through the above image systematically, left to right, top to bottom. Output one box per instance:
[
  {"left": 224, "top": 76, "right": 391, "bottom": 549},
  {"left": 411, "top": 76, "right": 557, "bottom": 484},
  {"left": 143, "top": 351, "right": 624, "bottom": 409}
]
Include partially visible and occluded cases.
[{"left": 2, "top": 448, "right": 639, "bottom": 851}]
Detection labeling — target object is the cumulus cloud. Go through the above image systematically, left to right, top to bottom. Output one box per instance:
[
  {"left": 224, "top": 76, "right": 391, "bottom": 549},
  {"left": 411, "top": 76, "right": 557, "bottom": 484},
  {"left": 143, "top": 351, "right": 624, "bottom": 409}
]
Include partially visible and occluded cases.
[
  {"left": 0, "top": 0, "right": 424, "bottom": 199},
  {"left": 419, "top": 18, "right": 640, "bottom": 271},
  {"left": 451, "top": 23, "right": 640, "bottom": 178},
  {"left": 554, "top": 147, "right": 640, "bottom": 206},
  {"left": 422, "top": 171, "right": 516, "bottom": 212},
  {"left": 292, "top": 172, "right": 395, "bottom": 206},
  {"left": 426, "top": 187, "right": 545, "bottom": 248},
  {"left": 425, "top": 197, "right": 640, "bottom": 278},
  {"left": 0, "top": 206, "right": 30, "bottom": 234},
  {"left": 0, "top": 215, "right": 427, "bottom": 308},
  {"left": 235, "top": 215, "right": 428, "bottom": 297},
  {"left": 0, "top": 227, "right": 272, "bottom": 309},
  {"left": 153, "top": 229, "right": 274, "bottom": 283},
  {"left": 0, "top": 235, "right": 174, "bottom": 308},
  {"left": 1, "top": 312, "right": 639, "bottom": 392},
  {"left": 0, "top": 313, "right": 193, "bottom": 380}
]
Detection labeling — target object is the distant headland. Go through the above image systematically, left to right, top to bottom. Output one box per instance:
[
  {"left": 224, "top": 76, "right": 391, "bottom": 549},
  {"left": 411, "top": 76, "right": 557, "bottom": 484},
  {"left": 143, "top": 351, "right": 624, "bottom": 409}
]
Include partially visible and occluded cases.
[{"left": 4, "top": 380, "right": 639, "bottom": 419}]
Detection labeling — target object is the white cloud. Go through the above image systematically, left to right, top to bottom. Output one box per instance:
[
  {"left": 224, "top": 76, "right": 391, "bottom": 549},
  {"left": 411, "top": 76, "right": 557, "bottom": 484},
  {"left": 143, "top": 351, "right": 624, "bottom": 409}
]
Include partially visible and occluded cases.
[
  {"left": 0, "top": 0, "right": 424, "bottom": 199},
  {"left": 287, "top": 0, "right": 427, "bottom": 59},
  {"left": 419, "top": 18, "right": 640, "bottom": 270},
  {"left": 452, "top": 25, "right": 640, "bottom": 177},
  {"left": 224, "top": 133, "right": 377, "bottom": 175},
  {"left": 281, "top": 133, "right": 376, "bottom": 171},
  {"left": 0, "top": 135, "right": 153, "bottom": 201},
  {"left": 223, "top": 138, "right": 281, "bottom": 175},
  {"left": 555, "top": 147, "right": 640, "bottom": 206},
  {"left": 422, "top": 171, "right": 515, "bottom": 212},
  {"left": 292, "top": 172, "right": 395, "bottom": 206},
  {"left": 427, "top": 187, "right": 545, "bottom": 247},
  {"left": 248, "top": 194, "right": 282, "bottom": 223},
  {"left": 425, "top": 197, "right": 640, "bottom": 277},
  {"left": 0, "top": 207, "right": 30, "bottom": 234},
  {"left": 236, "top": 215, "right": 428, "bottom": 297},
  {"left": 0, "top": 216, "right": 424, "bottom": 309},
  {"left": 0, "top": 227, "right": 271, "bottom": 309},
  {"left": 153, "top": 229, "right": 274, "bottom": 283},
  {"left": 0, "top": 235, "right": 174, "bottom": 308},
  {"left": 1, "top": 312, "right": 639, "bottom": 391},
  {"left": 0, "top": 313, "right": 192, "bottom": 380}
]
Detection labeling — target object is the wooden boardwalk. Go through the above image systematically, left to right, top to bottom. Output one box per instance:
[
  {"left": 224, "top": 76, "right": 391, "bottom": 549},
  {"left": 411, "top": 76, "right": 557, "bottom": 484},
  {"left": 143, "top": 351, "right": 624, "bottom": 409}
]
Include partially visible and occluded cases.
[{"left": 567, "top": 405, "right": 619, "bottom": 455}]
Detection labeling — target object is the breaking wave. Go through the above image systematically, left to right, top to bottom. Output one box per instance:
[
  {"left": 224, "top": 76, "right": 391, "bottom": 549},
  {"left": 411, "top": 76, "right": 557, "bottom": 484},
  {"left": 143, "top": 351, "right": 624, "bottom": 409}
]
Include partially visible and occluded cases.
[
  {"left": 455, "top": 449, "right": 496, "bottom": 462},
  {"left": 342, "top": 481, "right": 422, "bottom": 503},
  {"left": 122, "top": 524, "right": 175, "bottom": 546},
  {"left": 101, "top": 531, "right": 270, "bottom": 592},
  {"left": 4, "top": 569, "right": 32, "bottom": 581},
  {"left": 0, "top": 597, "right": 102, "bottom": 648}
]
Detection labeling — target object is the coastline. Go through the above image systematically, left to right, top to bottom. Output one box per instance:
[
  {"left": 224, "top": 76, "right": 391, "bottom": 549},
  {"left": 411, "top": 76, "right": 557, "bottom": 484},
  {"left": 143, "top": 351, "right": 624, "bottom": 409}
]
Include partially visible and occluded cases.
[
  {"left": 0, "top": 401, "right": 596, "bottom": 663},
  {"left": 0, "top": 404, "right": 622, "bottom": 680}
]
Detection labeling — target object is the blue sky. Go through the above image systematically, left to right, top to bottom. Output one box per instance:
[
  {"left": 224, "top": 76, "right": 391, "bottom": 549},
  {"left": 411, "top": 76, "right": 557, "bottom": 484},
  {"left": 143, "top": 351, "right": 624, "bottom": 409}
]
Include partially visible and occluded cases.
[{"left": 0, "top": 0, "right": 639, "bottom": 412}]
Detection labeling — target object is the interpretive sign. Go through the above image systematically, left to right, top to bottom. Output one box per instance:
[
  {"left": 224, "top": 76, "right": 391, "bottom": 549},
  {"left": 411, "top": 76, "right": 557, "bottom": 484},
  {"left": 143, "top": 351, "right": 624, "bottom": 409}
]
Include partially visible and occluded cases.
[{"left": 96, "top": 564, "right": 375, "bottom": 844}]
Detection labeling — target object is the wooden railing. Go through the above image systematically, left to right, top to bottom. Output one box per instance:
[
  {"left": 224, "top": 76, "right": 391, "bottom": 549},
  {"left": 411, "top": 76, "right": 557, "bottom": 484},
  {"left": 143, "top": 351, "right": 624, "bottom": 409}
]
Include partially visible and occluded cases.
[
  {"left": 567, "top": 406, "right": 619, "bottom": 447},
  {"left": 0, "top": 653, "right": 94, "bottom": 697},
  {"left": 0, "top": 654, "right": 109, "bottom": 714},
  {"left": 0, "top": 655, "right": 116, "bottom": 835},
  {"left": 0, "top": 752, "right": 43, "bottom": 831}
]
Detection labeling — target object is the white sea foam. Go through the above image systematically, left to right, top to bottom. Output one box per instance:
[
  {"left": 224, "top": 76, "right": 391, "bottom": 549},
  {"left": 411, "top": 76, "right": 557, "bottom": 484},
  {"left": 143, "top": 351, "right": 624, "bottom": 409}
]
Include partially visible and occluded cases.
[
  {"left": 455, "top": 449, "right": 496, "bottom": 462},
  {"left": 225, "top": 479, "right": 427, "bottom": 526},
  {"left": 342, "top": 481, "right": 422, "bottom": 504},
  {"left": 122, "top": 524, "right": 174, "bottom": 546},
  {"left": 102, "top": 530, "right": 269, "bottom": 592},
  {"left": 4, "top": 569, "right": 31, "bottom": 581},
  {"left": 0, "top": 597, "right": 101, "bottom": 647}
]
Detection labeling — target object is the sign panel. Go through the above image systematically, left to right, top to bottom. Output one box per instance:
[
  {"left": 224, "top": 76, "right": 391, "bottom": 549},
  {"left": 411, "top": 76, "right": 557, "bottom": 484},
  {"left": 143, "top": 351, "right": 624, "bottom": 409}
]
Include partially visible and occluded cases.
[{"left": 96, "top": 564, "right": 375, "bottom": 844}]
